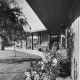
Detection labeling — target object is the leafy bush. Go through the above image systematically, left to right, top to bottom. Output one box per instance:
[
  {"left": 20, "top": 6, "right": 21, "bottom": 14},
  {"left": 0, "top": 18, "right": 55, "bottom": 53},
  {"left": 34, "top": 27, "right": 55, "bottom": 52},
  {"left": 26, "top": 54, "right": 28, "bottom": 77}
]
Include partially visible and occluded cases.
[
  {"left": 37, "top": 41, "right": 49, "bottom": 52},
  {"left": 25, "top": 42, "right": 69, "bottom": 80}
]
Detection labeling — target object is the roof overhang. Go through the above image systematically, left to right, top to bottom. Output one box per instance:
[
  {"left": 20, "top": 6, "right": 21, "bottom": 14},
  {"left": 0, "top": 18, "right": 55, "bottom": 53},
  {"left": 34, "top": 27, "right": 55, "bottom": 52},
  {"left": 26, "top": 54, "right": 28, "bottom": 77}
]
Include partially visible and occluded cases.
[{"left": 26, "top": 0, "right": 74, "bottom": 33}]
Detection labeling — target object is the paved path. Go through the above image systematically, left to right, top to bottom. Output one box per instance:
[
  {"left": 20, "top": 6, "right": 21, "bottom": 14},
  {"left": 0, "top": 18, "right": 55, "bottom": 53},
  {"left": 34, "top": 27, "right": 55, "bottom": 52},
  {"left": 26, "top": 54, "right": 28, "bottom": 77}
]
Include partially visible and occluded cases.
[
  {"left": 5, "top": 46, "right": 44, "bottom": 58},
  {"left": 0, "top": 47, "right": 45, "bottom": 63}
]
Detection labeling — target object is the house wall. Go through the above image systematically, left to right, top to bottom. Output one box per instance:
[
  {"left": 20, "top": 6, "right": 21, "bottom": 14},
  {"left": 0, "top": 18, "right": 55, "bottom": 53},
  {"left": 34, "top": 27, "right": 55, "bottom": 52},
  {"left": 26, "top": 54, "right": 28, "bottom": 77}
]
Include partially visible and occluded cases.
[{"left": 66, "top": 0, "right": 80, "bottom": 79}]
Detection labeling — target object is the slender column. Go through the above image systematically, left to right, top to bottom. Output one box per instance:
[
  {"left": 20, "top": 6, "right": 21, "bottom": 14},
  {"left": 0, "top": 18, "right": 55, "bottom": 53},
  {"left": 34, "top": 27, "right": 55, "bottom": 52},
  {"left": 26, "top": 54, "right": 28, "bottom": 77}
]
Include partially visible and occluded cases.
[
  {"left": 79, "top": 12, "right": 80, "bottom": 80},
  {"left": 65, "top": 29, "right": 67, "bottom": 49},
  {"left": 39, "top": 32, "right": 41, "bottom": 45},
  {"left": 40, "top": 32, "right": 41, "bottom": 45},
  {"left": 48, "top": 32, "right": 51, "bottom": 44},
  {"left": 32, "top": 33, "right": 33, "bottom": 50},
  {"left": 26, "top": 35, "right": 27, "bottom": 49}
]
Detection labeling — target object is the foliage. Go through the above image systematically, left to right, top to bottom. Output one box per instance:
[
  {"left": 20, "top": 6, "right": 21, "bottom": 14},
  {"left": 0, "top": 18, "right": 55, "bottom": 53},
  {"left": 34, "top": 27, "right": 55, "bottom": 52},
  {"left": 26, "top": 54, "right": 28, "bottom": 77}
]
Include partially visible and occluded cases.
[
  {"left": 0, "top": 0, "right": 28, "bottom": 48},
  {"left": 0, "top": 0, "right": 21, "bottom": 26},
  {"left": 67, "top": 27, "right": 75, "bottom": 49},
  {"left": 11, "top": 30, "right": 27, "bottom": 41},
  {"left": 37, "top": 41, "right": 49, "bottom": 52},
  {"left": 25, "top": 42, "right": 69, "bottom": 80}
]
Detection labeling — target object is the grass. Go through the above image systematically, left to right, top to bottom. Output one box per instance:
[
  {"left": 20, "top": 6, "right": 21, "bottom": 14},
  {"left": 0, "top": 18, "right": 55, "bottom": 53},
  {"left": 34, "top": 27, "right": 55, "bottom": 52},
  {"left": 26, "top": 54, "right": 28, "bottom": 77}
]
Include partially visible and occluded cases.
[
  {"left": 0, "top": 50, "right": 42, "bottom": 80},
  {"left": 0, "top": 62, "right": 29, "bottom": 80}
]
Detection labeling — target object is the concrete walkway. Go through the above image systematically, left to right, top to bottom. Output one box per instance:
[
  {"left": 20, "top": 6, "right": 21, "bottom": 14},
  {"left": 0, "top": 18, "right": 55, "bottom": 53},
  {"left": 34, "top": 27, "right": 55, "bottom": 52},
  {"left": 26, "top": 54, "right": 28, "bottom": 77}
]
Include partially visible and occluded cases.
[
  {"left": 5, "top": 46, "right": 44, "bottom": 58},
  {"left": 0, "top": 47, "right": 45, "bottom": 63}
]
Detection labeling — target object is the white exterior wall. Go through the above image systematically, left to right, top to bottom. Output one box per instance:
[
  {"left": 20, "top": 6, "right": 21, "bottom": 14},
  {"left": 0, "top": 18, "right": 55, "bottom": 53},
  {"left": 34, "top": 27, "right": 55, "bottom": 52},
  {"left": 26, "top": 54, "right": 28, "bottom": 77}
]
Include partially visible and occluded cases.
[
  {"left": 66, "top": 0, "right": 80, "bottom": 80},
  {"left": 70, "top": 17, "right": 79, "bottom": 80}
]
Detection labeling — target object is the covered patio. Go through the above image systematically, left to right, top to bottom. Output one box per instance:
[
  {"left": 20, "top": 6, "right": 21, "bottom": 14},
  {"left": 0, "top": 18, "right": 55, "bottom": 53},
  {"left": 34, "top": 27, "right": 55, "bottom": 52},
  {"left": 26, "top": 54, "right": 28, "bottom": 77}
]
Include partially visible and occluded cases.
[
  {"left": 25, "top": 0, "right": 74, "bottom": 50},
  {"left": 26, "top": 0, "right": 80, "bottom": 80}
]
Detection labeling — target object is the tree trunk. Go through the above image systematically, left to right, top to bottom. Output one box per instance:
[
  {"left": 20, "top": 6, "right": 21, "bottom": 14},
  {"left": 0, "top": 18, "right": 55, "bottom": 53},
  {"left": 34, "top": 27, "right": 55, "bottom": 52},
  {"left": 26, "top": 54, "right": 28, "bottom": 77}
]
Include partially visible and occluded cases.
[
  {"left": 26, "top": 36, "right": 27, "bottom": 49},
  {"left": 14, "top": 40, "right": 16, "bottom": 57},
  {"left": 21, "top": 40, "right": 22, "bottom": 48},
  {"left": 1, "top": 41, "right": 5, "bottom": 50}
]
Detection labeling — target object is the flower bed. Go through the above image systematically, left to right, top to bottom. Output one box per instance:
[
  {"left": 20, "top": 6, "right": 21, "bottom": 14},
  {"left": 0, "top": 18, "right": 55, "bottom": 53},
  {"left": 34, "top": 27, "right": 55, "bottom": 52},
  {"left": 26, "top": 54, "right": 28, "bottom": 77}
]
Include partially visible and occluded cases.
[{"left": 25, "top": 42, "right": 69, "bottom": 80}]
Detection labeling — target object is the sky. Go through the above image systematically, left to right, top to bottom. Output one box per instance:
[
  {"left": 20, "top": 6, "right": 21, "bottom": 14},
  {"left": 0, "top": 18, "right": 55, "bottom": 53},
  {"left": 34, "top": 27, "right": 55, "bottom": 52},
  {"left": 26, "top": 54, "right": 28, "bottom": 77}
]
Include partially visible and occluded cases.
[{"left": 15, "top": 0, "right": 46, "bottom": 32}]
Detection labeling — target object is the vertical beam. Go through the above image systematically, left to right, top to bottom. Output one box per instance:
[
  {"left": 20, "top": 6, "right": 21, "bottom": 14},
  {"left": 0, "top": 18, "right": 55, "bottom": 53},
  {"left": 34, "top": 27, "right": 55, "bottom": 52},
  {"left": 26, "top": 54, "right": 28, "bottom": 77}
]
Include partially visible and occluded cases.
[
  {"left": 79, "top": 1, "right": 80, "bottom": 80},
  {"left": 79, "top": 12, "right": 80, "bottom": 80},
  {"left": 65, "top": 29, "right": 67, "bottom": 49},
  {"left": 39, "top": 32, "right": 41, "bottom": 45},
  {"left": 40, "top": 32, "right": 41, "bottom": 45},
  {"left": 48, "top": 32, "right": 51, "bottom": 44},
  {"left": 32, "top": 33, "right": 33, "bottom": 50},
  {"left": 57, "top": 33, "right": 60, "bottom": 42},
  {"left": 57, "top": 34, "right": 60, "bottom": 50},
  {"left": 26, "top": 35, "right": 27, "bottom": 49}
]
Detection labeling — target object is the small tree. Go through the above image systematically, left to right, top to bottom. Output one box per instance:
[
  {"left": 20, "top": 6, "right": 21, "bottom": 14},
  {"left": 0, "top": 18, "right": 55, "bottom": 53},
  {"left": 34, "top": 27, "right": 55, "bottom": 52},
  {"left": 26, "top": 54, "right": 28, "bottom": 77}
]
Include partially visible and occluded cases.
[{"left": 0, "top": 0, "right": 28, "bottom": 50}]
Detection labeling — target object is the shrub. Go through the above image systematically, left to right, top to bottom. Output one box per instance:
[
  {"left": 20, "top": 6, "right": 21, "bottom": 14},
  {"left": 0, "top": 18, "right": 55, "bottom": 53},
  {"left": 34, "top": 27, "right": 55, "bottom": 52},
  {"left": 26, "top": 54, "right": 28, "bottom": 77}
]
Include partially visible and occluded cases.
[{"left": 25, "top": 42, "right": 69, "bottom": 80}]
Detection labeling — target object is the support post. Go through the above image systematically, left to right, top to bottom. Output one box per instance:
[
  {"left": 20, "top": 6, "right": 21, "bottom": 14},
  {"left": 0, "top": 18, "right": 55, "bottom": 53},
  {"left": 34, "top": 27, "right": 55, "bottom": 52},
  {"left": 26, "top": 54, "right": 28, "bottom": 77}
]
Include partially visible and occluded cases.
[
  {"left": 65, "top": 29, "right": 67, "bottom": 49},
  {"left": 39, "top": 32, "right": 41, "bottom": 45},
  {"left": 48, "top": 32, "right": 51, "bottom": 44},
  {"left": 32, "top": 33, "right": 33, "bottom": 50},
  {"left": 26, "top": 35, "right": 27, "bottom": 49}
]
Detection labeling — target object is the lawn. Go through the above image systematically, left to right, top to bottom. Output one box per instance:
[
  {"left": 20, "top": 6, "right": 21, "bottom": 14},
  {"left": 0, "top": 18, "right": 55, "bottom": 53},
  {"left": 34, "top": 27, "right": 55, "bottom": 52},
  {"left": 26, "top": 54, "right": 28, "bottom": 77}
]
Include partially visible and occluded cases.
[
  {"left": 0, "top": 50, "right": 41, "bottom": 80},
  {"left": 0, "top": 62, "right": 29, "bottom": 80}
]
